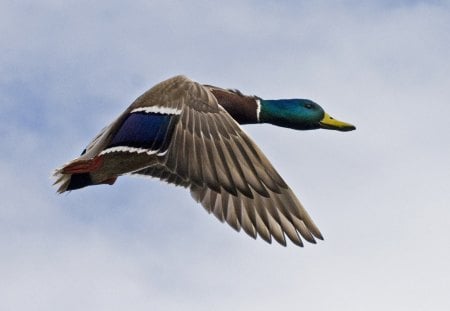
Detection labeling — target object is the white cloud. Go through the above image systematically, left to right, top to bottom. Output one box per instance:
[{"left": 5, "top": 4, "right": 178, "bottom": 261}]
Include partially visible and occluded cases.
[{"left": 1, "top": 1, "right": 450, "bottom": 310}]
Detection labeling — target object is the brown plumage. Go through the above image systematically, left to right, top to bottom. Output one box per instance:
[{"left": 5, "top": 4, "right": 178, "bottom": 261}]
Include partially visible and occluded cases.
[{"left": 54, "top": 75, "right": 330, "bottom": 247}]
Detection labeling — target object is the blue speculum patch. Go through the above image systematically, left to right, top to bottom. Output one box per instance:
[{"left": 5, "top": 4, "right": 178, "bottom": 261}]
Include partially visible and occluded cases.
[{"left": 108, "top": 112, "right": 173, "bottom": 150}]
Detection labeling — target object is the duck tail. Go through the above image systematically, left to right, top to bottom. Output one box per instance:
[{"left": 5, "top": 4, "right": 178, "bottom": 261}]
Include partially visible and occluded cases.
[
  {"left": 53, "top": 156, "right": 115, "bottom": 193},
  {"left": 53, "top": 168, "right": 94, "bottom": 193}
]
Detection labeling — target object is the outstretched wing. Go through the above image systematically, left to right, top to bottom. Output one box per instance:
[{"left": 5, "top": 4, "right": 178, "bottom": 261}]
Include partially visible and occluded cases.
[{"left": 132, "top": 75, "right": 323, "bottom": 246}]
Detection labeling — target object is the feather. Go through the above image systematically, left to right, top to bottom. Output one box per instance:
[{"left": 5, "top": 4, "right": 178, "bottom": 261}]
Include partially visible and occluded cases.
[{"left": 55, "top": 75, "right": 326, "bottom": 247}]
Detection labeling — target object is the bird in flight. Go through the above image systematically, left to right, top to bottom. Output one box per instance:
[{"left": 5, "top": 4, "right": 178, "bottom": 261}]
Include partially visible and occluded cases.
[{"left": 54, "top": 75, "right": 355, "bottom": 246}]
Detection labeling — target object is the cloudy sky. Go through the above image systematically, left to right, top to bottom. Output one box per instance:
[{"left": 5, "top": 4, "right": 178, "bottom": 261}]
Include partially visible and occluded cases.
[{"left": 1, "top": 1, "right": 450, "bottom": 310}]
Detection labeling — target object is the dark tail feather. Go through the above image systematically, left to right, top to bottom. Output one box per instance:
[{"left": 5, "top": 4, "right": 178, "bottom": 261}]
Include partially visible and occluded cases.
[
  {"left": 53, "top": 156, "right": 104, "bottom": 193},
  {"left": 53, "top": 170, "right": 93, "bottom": 193},
  {"left": 66, "top": 173, "right": 93, "bottom": 191}
]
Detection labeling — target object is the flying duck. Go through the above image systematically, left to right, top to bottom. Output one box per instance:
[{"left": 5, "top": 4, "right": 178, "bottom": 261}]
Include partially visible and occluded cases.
[{"left": 54, "top": 75, "right": 355, "bottom": 247}]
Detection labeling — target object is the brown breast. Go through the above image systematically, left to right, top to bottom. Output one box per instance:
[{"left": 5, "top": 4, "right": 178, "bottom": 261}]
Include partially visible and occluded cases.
[{"left": 206, "top": 87, "right": 259, "bottom": 124}]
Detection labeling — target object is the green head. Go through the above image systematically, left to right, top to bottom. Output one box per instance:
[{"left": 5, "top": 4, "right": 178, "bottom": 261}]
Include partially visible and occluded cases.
[{"left": 259, "top": 99, "right": 355, "bottom": 131}]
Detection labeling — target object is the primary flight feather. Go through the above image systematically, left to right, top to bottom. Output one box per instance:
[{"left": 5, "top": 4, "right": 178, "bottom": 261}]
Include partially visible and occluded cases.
[{"left": 54, "top": 75, "right": 355, "bottom": 247}]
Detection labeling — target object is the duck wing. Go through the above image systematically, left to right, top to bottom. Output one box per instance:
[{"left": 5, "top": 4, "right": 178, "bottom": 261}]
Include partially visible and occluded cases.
[{"left": 130, "top": 75, "right": 323, "bottom": 246}]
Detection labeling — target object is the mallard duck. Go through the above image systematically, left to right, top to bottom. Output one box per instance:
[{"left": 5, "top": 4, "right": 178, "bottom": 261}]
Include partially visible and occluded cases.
[{"left": 54, "top": 75, "right": 355, "bottom": 247}]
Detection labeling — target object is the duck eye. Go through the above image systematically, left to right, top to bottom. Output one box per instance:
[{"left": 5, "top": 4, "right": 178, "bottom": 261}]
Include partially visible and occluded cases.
[{"left": 304, "top": 103, "right": 313, "bottom": 109}]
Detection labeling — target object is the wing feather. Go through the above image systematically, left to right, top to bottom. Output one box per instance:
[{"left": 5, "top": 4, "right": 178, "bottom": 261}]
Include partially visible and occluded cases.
[{"left": 122, "top": 75, "right": 323, "bottom": 246}]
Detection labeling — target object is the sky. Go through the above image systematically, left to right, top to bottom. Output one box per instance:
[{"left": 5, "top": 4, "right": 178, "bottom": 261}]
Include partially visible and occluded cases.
[{"left": 1, "top": 0, "right": 450, "bottom": 310}]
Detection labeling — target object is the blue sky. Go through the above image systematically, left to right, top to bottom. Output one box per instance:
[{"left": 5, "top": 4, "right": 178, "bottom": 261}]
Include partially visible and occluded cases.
[{"left": 1, "top": 1, "right": 450, "bottom": 310}]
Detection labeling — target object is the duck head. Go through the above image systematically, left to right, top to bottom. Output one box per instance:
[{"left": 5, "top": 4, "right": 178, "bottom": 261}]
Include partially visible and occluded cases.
[{"left": 259, "top": 99, "right": 356, "bottom": 131}]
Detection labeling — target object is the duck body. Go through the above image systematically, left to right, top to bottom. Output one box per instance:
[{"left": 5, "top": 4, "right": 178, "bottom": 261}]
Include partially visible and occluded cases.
[{"left": 54, "top": 75, "right": 355, "bottom": 247}]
